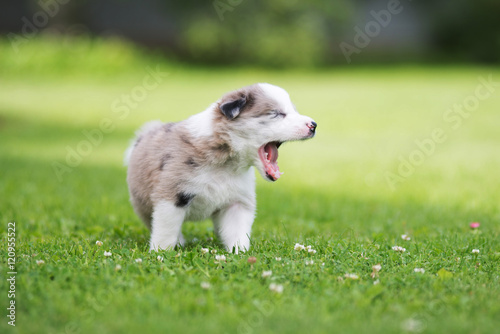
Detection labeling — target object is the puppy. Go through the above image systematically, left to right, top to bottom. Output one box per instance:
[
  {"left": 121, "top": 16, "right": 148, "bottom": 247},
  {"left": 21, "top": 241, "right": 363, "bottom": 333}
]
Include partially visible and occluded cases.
[{"left": 125, "top": 83, "right": 317, "bottom": 253}]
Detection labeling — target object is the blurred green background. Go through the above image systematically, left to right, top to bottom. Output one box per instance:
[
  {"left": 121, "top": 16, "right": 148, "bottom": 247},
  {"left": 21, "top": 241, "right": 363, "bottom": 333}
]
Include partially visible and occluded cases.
[
  {"left": 1, "top": 0, "right": 499, "bottom": 67},
  {"left": 1, "top": 1, "right": 500, "bottom": 334}
]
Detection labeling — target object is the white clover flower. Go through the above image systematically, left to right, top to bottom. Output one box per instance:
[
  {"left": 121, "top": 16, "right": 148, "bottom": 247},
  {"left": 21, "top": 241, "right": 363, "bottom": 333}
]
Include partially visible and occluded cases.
[
  {"left": 401, "top": 234, "right": 411, "bottom": 241},
  {"left": 95, "top": 240, "right": 103, "bottom": 246},
  {"left": 294, "top": 243, "right": 305, "bottom": 251},
  {"left": 306, "top": 245, "right": 312, "bottom": 250},
  {"left": 392, "top": 246, "right": 406, "bottom": 252},
  {"left": 201, "top": 248, "right": 209, "bottom": 255},
  {"left": 307, "top": 248, "right": 317, "bottom": 254},
  {"left": 211, "top": 249, "right": 218, "bottom": 254},
  {"left": 472, "top": 249, "right": 480, "bottom": 254},
  {"left": 104, "top": 251, "right": 112, "bottom": 257},
  {"left": 215, "top": 255, "right": 226, "bottom": 261},
  {"left": 157, "top": 256, "right": 164, "bottom": 262},
  {"left": 275, "top": 257, "right": 282, "bottom": 261},
  {"left": 135, "top": 258, "right": 142, "bottom": 263},
  {"left": 305, "top": 259, "right": 314, "bottom": 265},
  {"left": 36, "top": 260, "right": 45, "bottom": 265},
  {"left": 115, "top": 264, "right": 122, "bottom": 271},
  {"left": 372, "top": 264, "right": 382, "bottom": 272},
  {"left": 414, "top": 268, "right": 425, "bottom": 273},
  {"left": 262, "top": 270, "right": 272, "bottom": 278},
  {"left": 344, "top": 273, "right": 359, "bottom": 280},
  {"left": 373, "top": 280, "right": 380, "bottom": 285},
  {"left": 200, "top": 282, "right": 211, "bottom": 290},
  {"left": 269, "top": 283, "right": 284, "bottom": 293}
]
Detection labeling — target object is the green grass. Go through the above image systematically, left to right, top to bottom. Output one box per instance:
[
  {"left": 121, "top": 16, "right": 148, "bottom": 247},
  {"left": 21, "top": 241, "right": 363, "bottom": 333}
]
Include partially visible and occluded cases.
[{"left": 1, "top": 37, "right": 500, "bottom": 334}]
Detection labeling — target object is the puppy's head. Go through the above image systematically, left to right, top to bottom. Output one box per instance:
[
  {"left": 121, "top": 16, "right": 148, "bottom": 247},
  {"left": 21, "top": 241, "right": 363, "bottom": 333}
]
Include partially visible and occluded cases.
[{"left": 217, "top": 83, "right": 317, "bottom": 181}]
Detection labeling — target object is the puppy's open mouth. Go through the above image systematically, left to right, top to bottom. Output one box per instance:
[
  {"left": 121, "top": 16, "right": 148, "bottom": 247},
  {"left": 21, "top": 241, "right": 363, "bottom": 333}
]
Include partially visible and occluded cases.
[{"left": 258, "top": 142, "right": 283, "bottom": 181}]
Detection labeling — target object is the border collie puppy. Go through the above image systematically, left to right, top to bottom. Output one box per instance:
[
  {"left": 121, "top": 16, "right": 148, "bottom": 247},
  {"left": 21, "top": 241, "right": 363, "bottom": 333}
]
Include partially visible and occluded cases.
[{"left": 125, "top": 83, "right": 317, "bottom": 253}]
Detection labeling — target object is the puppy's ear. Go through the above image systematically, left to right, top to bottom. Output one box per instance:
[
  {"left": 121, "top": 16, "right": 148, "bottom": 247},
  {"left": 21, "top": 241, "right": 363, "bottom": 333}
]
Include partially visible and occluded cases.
[{"left": 219, "top": 96, "right": 246, "bottom": 120}]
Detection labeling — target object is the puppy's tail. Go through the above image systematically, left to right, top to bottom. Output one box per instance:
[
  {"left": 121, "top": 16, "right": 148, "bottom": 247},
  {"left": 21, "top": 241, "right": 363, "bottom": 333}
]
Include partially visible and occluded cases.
[{"left": 123, "top": 120, "right": 163, "bottom": 166}]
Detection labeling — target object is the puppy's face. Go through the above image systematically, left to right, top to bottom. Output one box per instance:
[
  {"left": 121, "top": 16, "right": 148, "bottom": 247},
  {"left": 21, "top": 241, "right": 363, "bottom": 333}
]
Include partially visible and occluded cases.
[{"left": 218, "top": 83, "right": 317, "bottom": 181}]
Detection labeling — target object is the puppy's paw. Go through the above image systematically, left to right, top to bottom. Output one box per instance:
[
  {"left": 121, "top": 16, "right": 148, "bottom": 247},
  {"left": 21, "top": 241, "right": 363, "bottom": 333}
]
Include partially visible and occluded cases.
[
  {"left": 178, "top": 233, "right": 186, "bottom": 247},
  {"left": 149, "top": 241, "right": 177, "bottom": 252},
  {"left": 225, "top": 242, "right": 249, "bottom": 255},
  {"left": 149, "top": 244, "right": 158, "bottom": 253}
]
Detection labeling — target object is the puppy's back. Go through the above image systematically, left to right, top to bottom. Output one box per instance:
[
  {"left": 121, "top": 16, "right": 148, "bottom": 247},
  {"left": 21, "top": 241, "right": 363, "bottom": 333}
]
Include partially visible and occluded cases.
[{"left": 126, "top": 121, "right": 171, "bottom": 227}]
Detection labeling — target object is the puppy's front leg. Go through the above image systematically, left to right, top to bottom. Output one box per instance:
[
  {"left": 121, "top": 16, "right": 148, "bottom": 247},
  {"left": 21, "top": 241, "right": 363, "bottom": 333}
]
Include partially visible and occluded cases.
[
  {"left": 150, "top": 201, "right": 186, "bottom": 251},
  {"left": 213, "top": 203, "right": 255, "bottom": 254}
]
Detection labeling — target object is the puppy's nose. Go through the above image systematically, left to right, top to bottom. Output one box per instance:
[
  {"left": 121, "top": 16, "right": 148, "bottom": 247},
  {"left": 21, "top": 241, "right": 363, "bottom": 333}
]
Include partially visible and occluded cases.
[{"left": 308, "top": 121, "right": 317, "bottom": 132}]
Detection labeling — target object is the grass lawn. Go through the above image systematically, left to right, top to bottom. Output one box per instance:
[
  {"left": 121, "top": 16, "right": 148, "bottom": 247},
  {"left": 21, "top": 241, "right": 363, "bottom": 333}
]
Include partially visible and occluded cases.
[{"left": 1, "top": 38, "right": 499, "bottom": 334}]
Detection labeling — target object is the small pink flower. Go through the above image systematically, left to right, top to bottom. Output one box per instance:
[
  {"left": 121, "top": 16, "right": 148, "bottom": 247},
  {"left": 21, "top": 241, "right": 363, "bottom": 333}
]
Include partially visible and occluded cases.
[{"left": 469, "top": 222, "right": 480, "bottom": 229}]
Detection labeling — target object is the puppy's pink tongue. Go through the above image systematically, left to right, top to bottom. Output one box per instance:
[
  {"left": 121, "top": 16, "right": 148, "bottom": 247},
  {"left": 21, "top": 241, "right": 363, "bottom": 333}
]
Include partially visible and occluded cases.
[
  {"left": 265, "top": 142, "right": 278, "bottom": 163},
  {"left": 262, "top": 143, "right": 281, "bottom": 181}
]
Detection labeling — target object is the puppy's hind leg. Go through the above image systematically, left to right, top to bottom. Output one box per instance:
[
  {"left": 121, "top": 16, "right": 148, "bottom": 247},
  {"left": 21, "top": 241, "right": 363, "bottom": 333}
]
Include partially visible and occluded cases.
[
  {"left": 150, "top": 201, "right": 186, "bottom": 252},
  {"left": 213, "top": 203, "right": 255, "bottom": 254}
]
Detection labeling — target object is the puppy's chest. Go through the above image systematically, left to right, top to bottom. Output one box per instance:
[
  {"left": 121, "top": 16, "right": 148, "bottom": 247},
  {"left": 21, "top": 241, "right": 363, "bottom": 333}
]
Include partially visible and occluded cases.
[{"left": 184, "top": 167, "right": 255, "bottom": 221}]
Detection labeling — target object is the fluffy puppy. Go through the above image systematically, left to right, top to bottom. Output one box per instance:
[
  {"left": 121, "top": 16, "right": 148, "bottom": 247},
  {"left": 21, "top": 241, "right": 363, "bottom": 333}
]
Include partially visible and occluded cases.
[{"left": 125, "top": 83, "right": 317, "bottom": 253}]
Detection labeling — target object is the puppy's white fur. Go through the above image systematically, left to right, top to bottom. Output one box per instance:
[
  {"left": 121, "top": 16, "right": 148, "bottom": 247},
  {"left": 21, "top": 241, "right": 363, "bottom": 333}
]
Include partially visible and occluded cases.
[{"left": 126, "top": 83, "right": 316, "bottom": 253}]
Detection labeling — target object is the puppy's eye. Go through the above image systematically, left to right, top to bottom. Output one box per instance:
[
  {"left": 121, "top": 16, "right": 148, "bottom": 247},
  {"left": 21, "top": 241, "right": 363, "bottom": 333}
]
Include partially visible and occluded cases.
[{"left": 270, "top": 110, "right": 286, "bottom": 119}]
